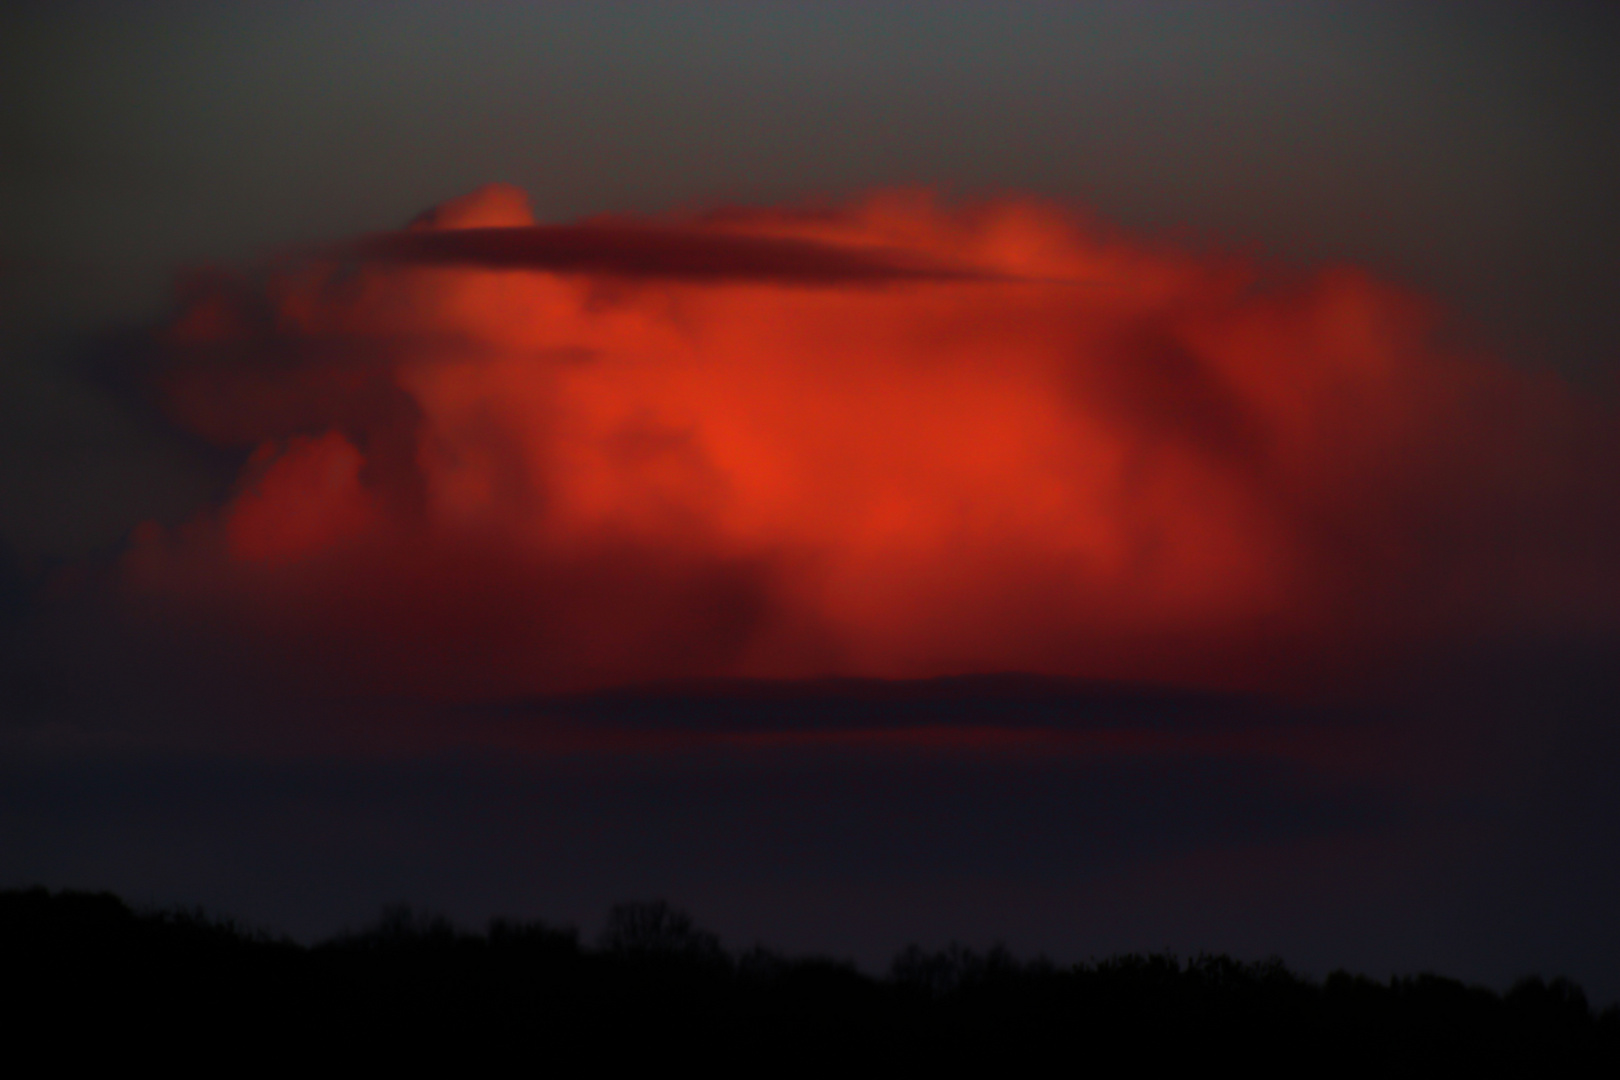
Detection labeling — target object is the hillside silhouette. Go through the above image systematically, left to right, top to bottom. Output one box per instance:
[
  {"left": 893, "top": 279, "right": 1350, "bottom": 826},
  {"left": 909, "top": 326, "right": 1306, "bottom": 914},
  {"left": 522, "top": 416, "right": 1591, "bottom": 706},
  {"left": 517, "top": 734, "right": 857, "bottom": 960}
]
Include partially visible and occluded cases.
[{"left": 3, "top": 887, "right": 1615, "bottom": 1067}]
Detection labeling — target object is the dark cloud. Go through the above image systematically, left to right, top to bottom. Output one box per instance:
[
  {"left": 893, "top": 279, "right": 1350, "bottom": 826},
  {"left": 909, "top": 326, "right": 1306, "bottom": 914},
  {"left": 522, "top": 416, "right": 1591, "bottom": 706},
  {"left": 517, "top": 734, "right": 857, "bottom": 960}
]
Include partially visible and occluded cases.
[
  {"left": 343, "top": 221, "right": 1010, "bottom": 285},
  {"left": 466, "top": 674, "right": 1298, "bottom": 752}
]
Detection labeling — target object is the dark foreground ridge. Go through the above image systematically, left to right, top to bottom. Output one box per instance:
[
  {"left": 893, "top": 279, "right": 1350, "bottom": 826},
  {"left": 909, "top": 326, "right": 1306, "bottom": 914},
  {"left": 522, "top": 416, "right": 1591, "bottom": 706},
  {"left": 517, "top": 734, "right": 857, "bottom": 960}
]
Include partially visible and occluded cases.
[{"left": 4, "top": 888, "right": 1616, "bottom": 1067}]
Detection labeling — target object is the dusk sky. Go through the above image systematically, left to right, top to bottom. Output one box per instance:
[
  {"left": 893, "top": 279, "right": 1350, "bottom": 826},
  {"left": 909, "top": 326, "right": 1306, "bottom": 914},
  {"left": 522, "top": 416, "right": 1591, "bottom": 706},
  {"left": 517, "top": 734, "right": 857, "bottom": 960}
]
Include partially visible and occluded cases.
[{"left": 3, "top": 3, "right": 1619, "bottom": 1001}]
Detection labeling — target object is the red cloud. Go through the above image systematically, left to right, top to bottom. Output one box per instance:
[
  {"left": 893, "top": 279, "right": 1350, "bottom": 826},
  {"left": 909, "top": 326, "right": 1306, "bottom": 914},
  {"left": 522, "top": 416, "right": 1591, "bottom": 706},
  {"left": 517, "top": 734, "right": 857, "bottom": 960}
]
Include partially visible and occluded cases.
[{"left": 124, "top": 184, "right": 1620, "bottom": 701}]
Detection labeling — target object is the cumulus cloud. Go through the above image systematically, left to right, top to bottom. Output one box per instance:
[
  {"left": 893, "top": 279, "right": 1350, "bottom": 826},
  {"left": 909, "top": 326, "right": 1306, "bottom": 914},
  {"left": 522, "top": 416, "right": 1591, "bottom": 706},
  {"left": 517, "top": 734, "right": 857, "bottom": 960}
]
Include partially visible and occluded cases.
[{"left": 120, "top": 184, "right": 1620, "bottom": 702}]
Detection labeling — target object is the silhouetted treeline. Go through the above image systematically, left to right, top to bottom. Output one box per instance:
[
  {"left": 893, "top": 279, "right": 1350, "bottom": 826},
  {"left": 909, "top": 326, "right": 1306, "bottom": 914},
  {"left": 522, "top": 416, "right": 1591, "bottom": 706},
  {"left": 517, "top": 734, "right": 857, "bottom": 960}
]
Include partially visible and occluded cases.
[{"left": 3, "top": 887, "right": 1616, "bottom": 1068}]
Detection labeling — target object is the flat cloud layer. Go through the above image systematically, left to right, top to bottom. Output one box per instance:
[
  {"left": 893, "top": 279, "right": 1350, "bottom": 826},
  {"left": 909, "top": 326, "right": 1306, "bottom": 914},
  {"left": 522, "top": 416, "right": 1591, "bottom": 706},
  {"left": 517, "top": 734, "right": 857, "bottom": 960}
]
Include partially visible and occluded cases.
[{"left": 120, "top": 184, "right": 1620, "bottom": 703}]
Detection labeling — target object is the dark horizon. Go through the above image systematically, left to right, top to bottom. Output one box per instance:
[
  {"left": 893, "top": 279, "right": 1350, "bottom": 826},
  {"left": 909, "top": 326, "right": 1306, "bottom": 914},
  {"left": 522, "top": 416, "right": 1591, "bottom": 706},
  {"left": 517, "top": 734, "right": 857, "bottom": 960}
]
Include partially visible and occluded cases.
[{"left": 10, "top": 887, "right": 1614, "bottom": 1066}]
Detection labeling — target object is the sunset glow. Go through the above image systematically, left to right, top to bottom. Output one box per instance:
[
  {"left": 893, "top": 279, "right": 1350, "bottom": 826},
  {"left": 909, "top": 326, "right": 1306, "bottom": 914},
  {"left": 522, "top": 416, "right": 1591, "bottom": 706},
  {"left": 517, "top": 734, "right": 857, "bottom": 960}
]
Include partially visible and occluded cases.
[{"left": 127, "top": 185, "right": 1619, "bottom": 699}]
